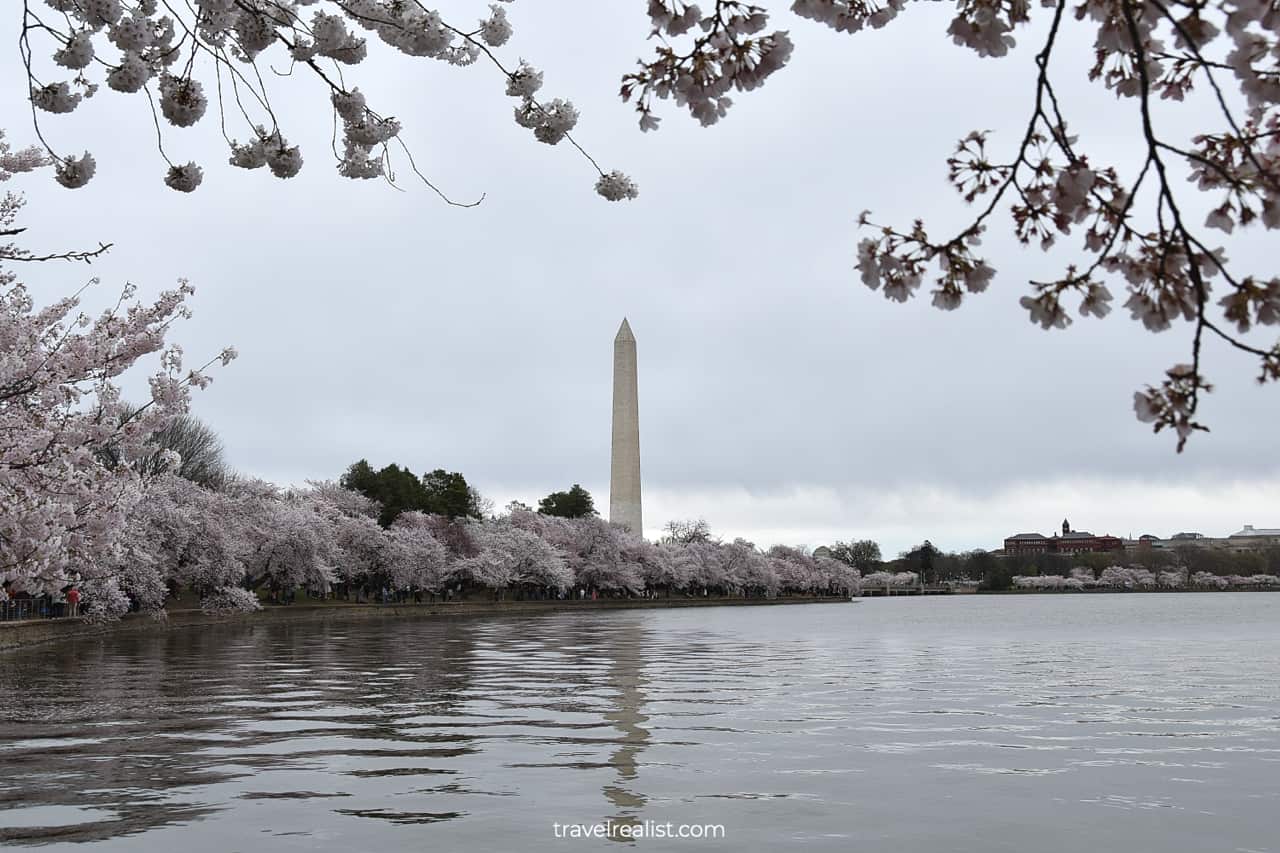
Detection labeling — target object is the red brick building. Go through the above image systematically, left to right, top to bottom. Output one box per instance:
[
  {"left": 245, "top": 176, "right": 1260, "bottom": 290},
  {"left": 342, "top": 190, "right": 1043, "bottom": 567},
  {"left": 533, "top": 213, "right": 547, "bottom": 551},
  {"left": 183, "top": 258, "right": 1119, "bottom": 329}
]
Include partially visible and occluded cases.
[{"left": 1003, "top": 520, "right": 1124, "bottom": 556}]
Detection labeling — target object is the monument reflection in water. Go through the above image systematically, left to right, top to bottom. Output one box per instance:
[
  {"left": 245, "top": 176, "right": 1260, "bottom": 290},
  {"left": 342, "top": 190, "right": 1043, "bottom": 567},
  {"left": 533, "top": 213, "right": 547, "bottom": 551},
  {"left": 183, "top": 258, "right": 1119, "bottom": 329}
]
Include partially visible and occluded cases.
[{"left": 601, "top": 621, "right": 650, "bottom": 828}]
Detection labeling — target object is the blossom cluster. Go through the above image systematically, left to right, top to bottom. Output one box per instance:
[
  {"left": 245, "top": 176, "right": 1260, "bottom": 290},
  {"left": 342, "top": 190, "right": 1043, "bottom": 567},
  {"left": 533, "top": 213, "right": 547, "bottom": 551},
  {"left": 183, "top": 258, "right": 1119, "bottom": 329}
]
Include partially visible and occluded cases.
[
  {"left": 24, "top": 0, "right": 635, "bottom": 200},
  {"left": 623, "top": 1, "right": 795, "bottom": 130},
  {"left": 332, "top": 89, "right": 395, "bottom": 181},
  {"left": 0, "top": 131, "right": 47, "bottom": 180},
  {"left": 1, "top": 131, "right": 52, "bottom": 262},
  {"left": 861, "top": 570, "right": 919, "bottom": 587},
  {"left": 1189, "top": 570, "right": 1280, "bottom": 589},
  {"left": 1012, "top": 574, "right": 1090, "bottom": 590}
]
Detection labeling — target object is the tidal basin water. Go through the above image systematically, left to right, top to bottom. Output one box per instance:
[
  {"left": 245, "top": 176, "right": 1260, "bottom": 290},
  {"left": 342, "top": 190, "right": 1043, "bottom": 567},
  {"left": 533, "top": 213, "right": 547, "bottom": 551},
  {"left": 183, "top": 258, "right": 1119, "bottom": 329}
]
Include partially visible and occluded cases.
[{"left": 1, "top": 595, "right": 1278, "bottom": 852}]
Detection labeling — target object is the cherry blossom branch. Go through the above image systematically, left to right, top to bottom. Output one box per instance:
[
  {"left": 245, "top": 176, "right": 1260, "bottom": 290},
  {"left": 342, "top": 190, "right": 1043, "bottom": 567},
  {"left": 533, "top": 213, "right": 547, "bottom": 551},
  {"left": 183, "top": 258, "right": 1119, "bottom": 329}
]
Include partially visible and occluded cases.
[
  {"left": 21, "top": 0, "right": 636, "bottom": 200},
  {"left": 622, "top": 0, "right": 793, "bottom": 130},
  {"left": 825, "top": 0, "right": 1280, "bottom": 450},
  {"left": 1148, "top": 0, "right": 1278, "bottom": 194},
  {"left": 1, "top": 241, "right": 114, "bottom": 264}
]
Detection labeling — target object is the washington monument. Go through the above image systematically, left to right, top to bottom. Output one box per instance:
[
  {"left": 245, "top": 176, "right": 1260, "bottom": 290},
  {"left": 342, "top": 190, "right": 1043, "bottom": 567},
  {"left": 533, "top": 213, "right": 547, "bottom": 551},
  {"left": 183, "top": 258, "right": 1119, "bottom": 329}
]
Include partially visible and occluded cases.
[{"left": 610, "top": 318, "right": 642, "bottom": 534}]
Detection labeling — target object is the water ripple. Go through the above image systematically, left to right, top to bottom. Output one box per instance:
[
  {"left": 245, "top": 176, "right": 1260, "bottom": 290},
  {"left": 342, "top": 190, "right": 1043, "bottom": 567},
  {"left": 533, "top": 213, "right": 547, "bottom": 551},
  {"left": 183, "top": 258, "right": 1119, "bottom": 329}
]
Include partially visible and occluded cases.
[{"left": 0, "top": 595, "right": 1278, "bottom": 851}]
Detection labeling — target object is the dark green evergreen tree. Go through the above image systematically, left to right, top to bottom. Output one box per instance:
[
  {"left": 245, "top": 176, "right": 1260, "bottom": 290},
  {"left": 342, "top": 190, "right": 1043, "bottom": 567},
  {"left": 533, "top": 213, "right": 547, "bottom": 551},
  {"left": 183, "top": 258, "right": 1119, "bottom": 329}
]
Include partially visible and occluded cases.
[
  {"left": 341, "top": 460, "right": 423, "bottom": 526},
  {"left": 421, "top": 469, "right": 482, "bottom": 519},
  {"left": 537, "top": 484, "right": 597, "bottom": 518}
]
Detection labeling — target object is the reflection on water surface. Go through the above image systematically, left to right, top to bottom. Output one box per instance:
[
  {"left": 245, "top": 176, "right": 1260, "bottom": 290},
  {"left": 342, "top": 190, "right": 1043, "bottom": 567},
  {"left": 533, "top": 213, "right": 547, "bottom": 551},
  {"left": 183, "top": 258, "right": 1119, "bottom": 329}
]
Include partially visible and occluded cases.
[{"left": 1, "top": 594, "right": 1277, "bottom": 851}]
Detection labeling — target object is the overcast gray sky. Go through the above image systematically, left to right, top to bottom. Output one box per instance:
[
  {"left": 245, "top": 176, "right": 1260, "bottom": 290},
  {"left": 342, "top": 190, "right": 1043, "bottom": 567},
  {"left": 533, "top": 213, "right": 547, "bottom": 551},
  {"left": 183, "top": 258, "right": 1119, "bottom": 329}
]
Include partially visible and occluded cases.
[{"left": 7, "top": 2, "right": 1278, "bottom": 555}]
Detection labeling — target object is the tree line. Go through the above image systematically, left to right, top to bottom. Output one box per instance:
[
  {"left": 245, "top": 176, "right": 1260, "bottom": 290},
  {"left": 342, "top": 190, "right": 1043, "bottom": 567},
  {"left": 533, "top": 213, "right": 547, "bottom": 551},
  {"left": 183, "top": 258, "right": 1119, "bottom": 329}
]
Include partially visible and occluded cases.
[
  {"left": 1, "top": 419, "right": 862, "bottom": 616},
  {"left": 337, "top": 460, "right": 601, "bottom": 528},
  {"left": 41, "top": 474, "right": 860, "bottom": 618},
  {"left": 883, "top": 546, "right": 1280, "bottom": 591}
]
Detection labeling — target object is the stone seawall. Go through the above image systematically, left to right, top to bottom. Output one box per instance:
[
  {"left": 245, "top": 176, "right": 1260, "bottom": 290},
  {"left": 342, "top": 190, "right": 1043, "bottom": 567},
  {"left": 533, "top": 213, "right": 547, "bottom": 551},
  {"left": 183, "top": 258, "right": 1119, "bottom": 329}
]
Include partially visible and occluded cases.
[{"left": 0, "top": 595, "right": 850, "bottom": 653}]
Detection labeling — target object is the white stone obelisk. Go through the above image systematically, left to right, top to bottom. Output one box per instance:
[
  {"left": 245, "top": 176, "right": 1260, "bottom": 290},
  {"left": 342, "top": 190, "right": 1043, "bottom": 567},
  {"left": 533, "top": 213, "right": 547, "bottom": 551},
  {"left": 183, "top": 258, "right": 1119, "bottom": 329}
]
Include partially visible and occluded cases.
[{"left": 610, "top": 319, "right": 643, "bottom": 535}]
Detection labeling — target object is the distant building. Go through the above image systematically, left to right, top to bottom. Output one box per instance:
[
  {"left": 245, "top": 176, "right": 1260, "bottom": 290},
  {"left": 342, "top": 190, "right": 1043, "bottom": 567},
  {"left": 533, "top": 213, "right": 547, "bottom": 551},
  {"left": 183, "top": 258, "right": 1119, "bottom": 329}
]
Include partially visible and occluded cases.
[
  {"left": 1002, "top": 520, "right": 1124, "bottom": 556},
  {"left": 1003, "top": 523, "right": 1279, "bottom": 558},
  {"left": 1132, "top": 525, "right": 1280, "bottom": 552},
  {"left": 1228, "top": 525, "right": 1280, "bottom": 548},
  {"left": 1053, "top": 530, "right": 1124, "bottom": 554},
  {"left": 1136, "top": 531, "right": 1208, "bottom": 550},
  {"left": 1004, "top": 533, "right": 1051, "bottom": 555},
  {"left": 1133, "top": 534, "right": 1161, "bottom": 550},
  {"left": 812, "top": 546, "right": 833, "bottom": 560}
]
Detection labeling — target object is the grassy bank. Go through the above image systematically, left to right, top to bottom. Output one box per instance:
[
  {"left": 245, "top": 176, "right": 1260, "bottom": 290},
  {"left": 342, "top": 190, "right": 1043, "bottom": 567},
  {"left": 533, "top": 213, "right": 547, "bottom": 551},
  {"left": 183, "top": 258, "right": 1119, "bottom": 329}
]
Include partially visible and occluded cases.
[{"left": 0, "top": 594, "right": 851, "bottom": 652}]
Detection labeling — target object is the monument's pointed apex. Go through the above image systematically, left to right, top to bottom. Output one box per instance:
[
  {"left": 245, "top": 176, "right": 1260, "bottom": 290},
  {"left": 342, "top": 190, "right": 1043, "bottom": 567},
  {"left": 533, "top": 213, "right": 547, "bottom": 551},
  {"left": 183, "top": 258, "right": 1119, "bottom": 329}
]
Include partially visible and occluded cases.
[{"left": 616, "top": 318, "right": 635, "bottom": 342}]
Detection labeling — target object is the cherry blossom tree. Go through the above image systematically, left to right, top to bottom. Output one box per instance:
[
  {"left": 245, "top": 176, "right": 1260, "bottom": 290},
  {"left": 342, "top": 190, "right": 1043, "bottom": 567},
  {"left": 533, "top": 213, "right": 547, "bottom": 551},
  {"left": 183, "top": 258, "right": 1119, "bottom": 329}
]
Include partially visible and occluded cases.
[
  {"left": 3, "top": 128, "right": 238, "bottom": 617},
  {"left": 1, "top": 130, "right": 62, "bottom": 265},
  {"left": 1, "top": 231, "right": 233, "bottom": 612},
  {"left": 45, "top": 466, "right": 872, "bottom": 614},
  {"left": 111, "top": 473, "right": 248, "bottom": 611},
  {"left": 306, "top": 478, "right": 380, "bottom": 519},
  {"left": 229, "top": 479, "right": 338, "bottom": 593},
  {"left": 304, "top": 479, "right": 388, "bottom": 587},
  {"left": 384, "top": 510, "right": 451, "bottom": 591},
  {"left": 507, "top": 511, "right": 648, "bottom": 593},
  {"left": 329, "top": 512, "right": 389, "bottom": 586},
  {"left": 563, "top": 516, "right": 646, "bottom": 593},
  {"left": 454, "top": 520, "right": 572, "bottom": 593},
  {"left": 643, "top": 536, "right": 786, "bottom": 596},
  {"left": 718, "top": 537, "right": 770, "bottom": 593},
  {"left": 675, "top": 540, "right": 733, "bottom": 591},
  {"left": 645, "top": 541, "right": 692, "bottom": 592},
  {"left": 765, "top": 545, "right": 813, "bottom": 591},
  {"left": 817, "top": 554, "right": 859, "bottom": 594},
  {"left": 1098, "top": 564, "right": 1158, "bottom": 587},
  {"left": 1013, "top": 565, "right": 1276, "bottom": 591},
  {"left": 1070, "top": 566, "right": 1098, "bottom": 585},
  {"left": 1130, "top": 566, "right": 1158, "bottom": 587},
  {"left": 1191, "top": 568, "right": 1229, "bottom": 587},
  {"left": 863, "top": 569, "right": 919, "bottom": 587},
  {"left": 1222, "top": 571, "right": 1280, "bottom": 585},
  {"left": 1012, "top": 573, "right": 1086, "bottom": 589},
  {"left": 79, "top": 575, "right": 134, "bottom": 619},
  {"left": 199, "top": 586, "right": 261, "bottom": 613}
]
